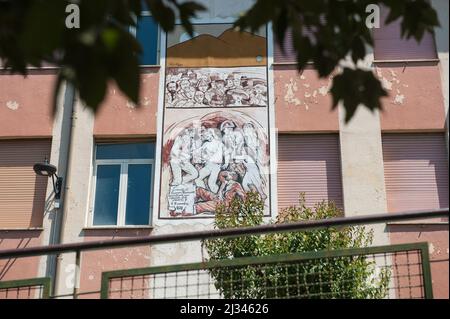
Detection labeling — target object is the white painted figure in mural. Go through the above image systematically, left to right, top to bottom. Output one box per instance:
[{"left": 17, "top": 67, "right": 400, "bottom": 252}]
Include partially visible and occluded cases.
[
  {"left": 225, "top": 74, "right": 235, "bottom": 90},
  {"left": 233, "top": 74, "right": 243, "bottom": 90},
  {"left": 175, "top": 76, "right": 197, "bottom": 107},
  {"left": 209, "top": 79, "right": 226, "bottom": 107},
  {"left": 166, "top": 81, "right": 179, "bottom": 105},
  {"left": 249, "top": 83, "right": 268, "bottom": 106},
  {"left": 227, "top": 88, "right": 250, "bottom": 106},
  {"left": 193, "top": 91, "right": 207, "bottom": 107},
  {"left": 165, "top": 116, "right": 269, "bottom": 217},
  {"left": 220, "top": 120, "right": 246, "bottom": 170},
  {"left": 242, "top": 122, "right": 267, "bottom": 199},
  {"left": 169, "top": 128, "right": 198, "bottom": 186},
  {"left": 194, "top": 128, "right": 223, "bottom": 193},
  {"left": 194, "top": 170, "right": 246, "bottom": 215}
]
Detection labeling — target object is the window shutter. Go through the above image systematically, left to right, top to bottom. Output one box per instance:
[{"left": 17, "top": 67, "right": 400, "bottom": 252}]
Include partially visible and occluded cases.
[
  {"left": 373, "top": 7, "right": 437, "bottom": 60},
  {"left": 274, "top": 29, "right": 296, "bottom": 63},
  {"left": 382, "top": 133, "right": 449, "bottom": 213},
  {"left": 277, "top": 134, "right": 343, "bottom": 209},
  {"left": 0, "top": 139, "right": 51, "bottom": 228}
]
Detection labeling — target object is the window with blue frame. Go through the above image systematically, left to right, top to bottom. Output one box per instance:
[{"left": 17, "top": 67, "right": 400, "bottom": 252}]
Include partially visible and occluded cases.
[
  {"left": 135, "top": 15, "right": 159, "bottom": 65},
  {"left": 91, "top": 142, "right": 155, "bottom": 226}
]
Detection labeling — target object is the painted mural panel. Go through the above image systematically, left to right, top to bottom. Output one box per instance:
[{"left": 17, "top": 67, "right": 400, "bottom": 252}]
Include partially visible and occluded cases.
[
  {"left": 159, "top": 23, "right": 272, "bottom": 219},
  {"left": 166, "top": 24, "right": 266, "bottom": 68},
  {"left": 165, "top": 67, "right": 268, "bottom": 108}
]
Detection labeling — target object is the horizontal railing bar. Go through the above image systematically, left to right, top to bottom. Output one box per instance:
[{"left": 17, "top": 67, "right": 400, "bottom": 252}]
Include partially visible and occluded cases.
[
  {"left": 0, "top": 208, "right": 447, "bottom": 259},
  {"left": 100, "top": 242, "right": 427, "bottom": 279},
  {"left": 50, "top": 290, "right": 101, "bottom": 299}
]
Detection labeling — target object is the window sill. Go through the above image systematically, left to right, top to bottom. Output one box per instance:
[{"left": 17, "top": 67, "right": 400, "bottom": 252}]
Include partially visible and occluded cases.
[
  {"left": 373, "top": 58, "right": 440, "bottom": 64},
  {"left": 272, "top": 61, "right": 314, "bottom": 66},
  {"left": 139, "top": 64, "right": 161, "bottom": 69},
  {"left": 0, "top": 65, "right": 161, "bottom": 73},
  {"left": 387, "top": 219, "right": 448, "bottom": 226},
  {"left": 83, "top": 226, "right": 154, "bottom": 231},
  {"left": 0, "top": 227, "right": 44, "bottom": 231}
]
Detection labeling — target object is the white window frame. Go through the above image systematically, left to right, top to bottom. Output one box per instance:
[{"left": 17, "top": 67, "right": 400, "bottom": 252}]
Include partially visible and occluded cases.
[
  {"left": 130, "top": 10, "right": 161, "bottom": 66},
  {"left": 89, "top": 155, "right": 155, "bottom": 228}
]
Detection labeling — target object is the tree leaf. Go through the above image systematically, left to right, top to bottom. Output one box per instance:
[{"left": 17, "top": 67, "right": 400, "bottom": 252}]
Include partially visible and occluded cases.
[{"left": 331, "top": 68, "right": 388, "bottom": 123}]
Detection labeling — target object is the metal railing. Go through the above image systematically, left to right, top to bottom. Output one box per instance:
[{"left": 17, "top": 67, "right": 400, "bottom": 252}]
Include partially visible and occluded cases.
[
  {"left": 0, "top": 208, "right": 447, "bottom": 299},
  {"left": 101, "top": 243, "right": 432, "bottom": 299},
  {"left": 0, "top": 277, "right": 51, "bottom": 299}
]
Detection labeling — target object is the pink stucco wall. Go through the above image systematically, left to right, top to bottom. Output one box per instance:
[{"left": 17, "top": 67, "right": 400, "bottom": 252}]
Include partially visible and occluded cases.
[
  {"left": 376, "top": 62, "right": 446, "bottom": 131},
  {"left": 274, "top": 65, "right": 339, "bottom": 132},
  {"left": 94, "top": 67, "right": 160, "bottom": 137},
  {"left": 0, "top": 71, "right": 54, "bottom": 138},
  {"left": 388, "top": 224, "right": 449, "bottom": 299},
  {"left": 78, "top": 229, "right": 152, "bottom": 298},
  {"left": 0, "top": 230, "right": 42, "bottom": 281}
]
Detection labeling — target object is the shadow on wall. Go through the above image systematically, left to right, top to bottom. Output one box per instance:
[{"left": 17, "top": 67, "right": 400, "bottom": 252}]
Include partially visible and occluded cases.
[{"left": 0, "top": 232, "right": 40, "bottom": 280}]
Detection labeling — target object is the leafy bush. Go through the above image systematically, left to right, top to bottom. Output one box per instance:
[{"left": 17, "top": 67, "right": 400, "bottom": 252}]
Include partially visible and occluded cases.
[{"left": 203, "top": 192, "right": 390, "bottom": 299}]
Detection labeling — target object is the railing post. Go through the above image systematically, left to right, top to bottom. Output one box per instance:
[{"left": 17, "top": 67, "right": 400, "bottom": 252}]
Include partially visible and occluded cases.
[
  {"left": 420, "top": 243, "right": 434, "bottom": 299},
  {"left": 73, "top": 250, "right": 81, "bottom": 299}
]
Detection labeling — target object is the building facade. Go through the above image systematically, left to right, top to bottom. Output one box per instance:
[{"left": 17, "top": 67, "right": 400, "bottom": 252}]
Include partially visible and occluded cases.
[{"left": 0, "top": 0, "right": 448, "bottom": 298}]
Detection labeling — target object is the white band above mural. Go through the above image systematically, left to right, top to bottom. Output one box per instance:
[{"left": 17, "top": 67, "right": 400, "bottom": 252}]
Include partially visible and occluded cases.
[{"left": 158, "top": 23, "right": 272, "bottom": 219}]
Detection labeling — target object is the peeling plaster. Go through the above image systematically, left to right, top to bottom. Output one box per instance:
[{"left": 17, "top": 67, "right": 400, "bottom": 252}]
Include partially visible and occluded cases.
[
  {"left": 376, "top": 67, "right": 406, "bottom": 105},
  {"left": 282, "top": 74, "right": 331, "bottom": 110},
  {"left": 381, "top": 77, "right": 393, "bottom": 91},
  {"left": 284, "top": 78, "right": 301, "bottom": 106},
  {"left": 318, "top": 85, "right": 328, "bottom": 96},
  {"left": 394, "top": 94, "right": 405, "bottom": 105},
  {"left": 142, "top": 96, "right": 150, "bottom": 106},
  {"left": 6, "top": 100, "right": 19, "bottom": 110},
  {"left": 126, "top": 101, "right": 137, "bottom": 109}
]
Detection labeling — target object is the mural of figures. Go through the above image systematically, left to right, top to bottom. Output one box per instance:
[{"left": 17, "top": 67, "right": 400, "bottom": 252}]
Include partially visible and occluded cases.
[
  {"left": 157, "top": 23, "right": 272, "bottom": 219},
  {"left": 165, "top": 67, "right": 268, "bottom": 108},
  {"left": 160, "top": 110, "right": 270, "bottom": 218}
]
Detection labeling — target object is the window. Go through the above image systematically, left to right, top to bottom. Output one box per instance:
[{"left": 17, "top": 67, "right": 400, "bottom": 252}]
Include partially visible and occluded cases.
[
  {"left": 373, "top": 6, "right": 437, "bottom": 60},
  {"left": 132, "top": 13, "right": 159, "bottom": 65},
  {"left": 273, "top": 18, "right": 323, "bottom": 64},
  {"left": 274, "top": 29, "right": 296, "bottom": 64},
  {"left": 382, "top": 133, "right": 448, "bottom": 213},
  {"left": 277, "top": 134, "right": 343, "bottom": 209},
  {"left": 0, "top": 139, "right": 51, "bottom": 229},
  {"left": 91, "top": 142, "right": 155, "bottom": 226}
]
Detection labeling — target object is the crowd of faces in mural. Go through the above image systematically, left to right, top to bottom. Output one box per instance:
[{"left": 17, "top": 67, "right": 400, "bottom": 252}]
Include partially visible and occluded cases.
[{"left": 165, "top": 68, "right": 268, "bottom": 108}]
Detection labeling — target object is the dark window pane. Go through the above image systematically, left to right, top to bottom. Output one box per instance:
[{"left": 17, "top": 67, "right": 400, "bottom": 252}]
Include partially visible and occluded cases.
[
  {"left": 136, "top": 16, "right": 158, "bottom": 65},
  {"left": 96, "top": 143, "right": 155, "bottom": 160},
  {"left": 125, "top": 164, "right": 152, "bottom": 225},
  {"left": 93, "top": 165, "right": 120, "bottom": 225}
]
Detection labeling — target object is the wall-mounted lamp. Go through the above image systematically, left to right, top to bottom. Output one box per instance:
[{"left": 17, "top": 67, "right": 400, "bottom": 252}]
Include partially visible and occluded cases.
[{"left": 33, "top": 159, "right": 63, "bottom": 208}]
